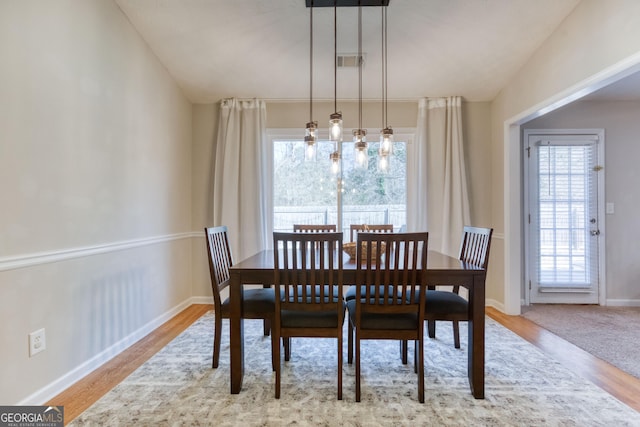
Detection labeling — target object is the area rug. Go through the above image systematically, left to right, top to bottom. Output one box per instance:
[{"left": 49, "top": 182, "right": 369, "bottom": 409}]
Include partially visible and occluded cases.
[
  {"left": 522, "top": 304, "right": 640, "bottom": 379},
  {"left": 70, "top": 312, "right": 640, "bottom": 426}
]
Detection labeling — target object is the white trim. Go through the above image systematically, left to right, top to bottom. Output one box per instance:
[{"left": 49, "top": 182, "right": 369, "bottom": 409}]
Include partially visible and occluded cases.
[
  {"left": 503, "top": 51, "right": 640, "bottom": 316},
  {"left": 522, "top": 129, "right": 606, "bottom": 306},
  {"left": 0, "top": 232, "right": 201, "bottom": 272},
  {"left": 191, "top": 295, "right": 214, "bottom": 304},
  {"left": 17, "top": 297, "right": 206, "bottom": 405},
  {"left": 486, "top": 298, "right": 505, "bottom": 313},
  {"left": 605, "top": 299, "right": 640, "bottom": 307}
]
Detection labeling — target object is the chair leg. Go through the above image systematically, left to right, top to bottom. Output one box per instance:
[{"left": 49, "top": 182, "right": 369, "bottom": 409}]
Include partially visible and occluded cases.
[
  {"left": 212, "top": 313, "right": 222, "bottom": 369},
  {"left": 263, "top": 318, "right": 271, "bottom": 336},
  {"left": 427, "top": 319, "right": 436, "bottom": 339},
  {"left": 348, "top": 320, "right": 354, "bottom": 364},
  {"left": 453, "top": 320, "right": 461, "bottom": 349},
  {"left": 270, "top": 321, "right": 277, "bottom": 371},
  {"left": 355, "top": 330, "right": 361, "bottom": 402},
  {"left": 275, "top": 332, "right": 281, "bottom": 399},
  {"left": 337, "top": 333, "right": 343, "bottom": 400},
  {"left": 284, "top": 337, "right": 291, "bottom": 361},
  {"left": 418, "top": 338, "right": 425, "bottom": 403},
  {"left": 400, "top": 340, "right": 408, "bottom": 364},
  {"left": 414, "top": 340, "right": 418, "bottom": 374}
]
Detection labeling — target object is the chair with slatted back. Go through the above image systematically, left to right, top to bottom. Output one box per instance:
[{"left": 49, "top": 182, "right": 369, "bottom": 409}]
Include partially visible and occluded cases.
[
  {"left": 349, "top": 223, "right": 394, "bottom": 242},
  {"left": 287, "top": 224, "right": 339, "bottom": 360},
  {"left": 293, "top": 224, "right": 337, "bottom": 233},
  {"left": 343, "top": 224, "right": 395, "bottom": 301},
  {"left": 205, "top": 226, "right": 276, "bottom": 370},
  {"left": 400, "top": 226, "right": 492, "bottom": 357},
  {"left": 424, "top": 226, "right": 492, "bottom": 348},
  {"left": 273, "top": 231, "right": 345, "bottom": 399},
  {"left": 346, "top": 232, "right": 429, "bottom": 403}
]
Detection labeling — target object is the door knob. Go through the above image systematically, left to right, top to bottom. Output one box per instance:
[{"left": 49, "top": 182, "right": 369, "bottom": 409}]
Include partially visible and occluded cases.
[{"left": 590, "top": 229, "right": 600, "bottom": 236}]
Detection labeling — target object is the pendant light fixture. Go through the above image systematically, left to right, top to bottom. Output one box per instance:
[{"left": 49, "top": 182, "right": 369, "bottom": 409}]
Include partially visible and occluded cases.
[
  {"left": 304, "top": 1, "right": 318, "bottom": 161},
  {"left": 329, "top": 2, "right": 342, "bottom": 174},
  {"left": 353, "top": 3, "right": 368, "bottom": 169},
  {"left": 378, "top": 4, "right": 393, "bottom": 171}
]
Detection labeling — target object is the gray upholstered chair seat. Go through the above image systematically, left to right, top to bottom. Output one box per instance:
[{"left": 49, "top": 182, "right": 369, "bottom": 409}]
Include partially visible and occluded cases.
[
  {"left": 220, "top": 288, "right": 275, "bottom": 315},
  {"left": 425, "top": 290, "right": 467, "bottom": 315},
  {"left": 346, "top": 299, "right": 418, "bottom": 330},
  {"left": 281, "top": 304, "right": 346, "bottom": 328}
]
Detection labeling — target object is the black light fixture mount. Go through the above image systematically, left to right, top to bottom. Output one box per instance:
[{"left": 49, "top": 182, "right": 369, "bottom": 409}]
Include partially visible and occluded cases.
[{"left": 305, "top": 0, "right": 389, "bottom": 6}]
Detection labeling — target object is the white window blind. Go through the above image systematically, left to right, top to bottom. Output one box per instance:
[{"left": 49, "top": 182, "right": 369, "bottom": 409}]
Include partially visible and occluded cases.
[{"left": 535, "top": 139, "right": 598, "bottom": 288}]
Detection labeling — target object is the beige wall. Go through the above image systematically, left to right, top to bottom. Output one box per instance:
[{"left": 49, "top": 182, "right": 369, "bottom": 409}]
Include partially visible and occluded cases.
[
  {"left": 0, "top": 0, "right": 193, "bottom": 404},
  {"left": 491, "top": 0, "right": 640, "bottom": 313},
  {"left": 524, "top": 100, "right": 640, "bottom": 304},
  {"left": 191, "top": 103, "right": 219, "bottom": 298}
]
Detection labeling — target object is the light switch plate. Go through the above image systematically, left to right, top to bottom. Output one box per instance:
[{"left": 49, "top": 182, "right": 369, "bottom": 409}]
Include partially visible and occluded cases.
[{"left": 606, "top": 202, "right": 614, "bottom": 214}]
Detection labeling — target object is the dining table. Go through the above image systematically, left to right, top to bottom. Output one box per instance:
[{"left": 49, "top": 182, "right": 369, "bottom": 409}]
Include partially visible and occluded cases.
[{"left": 228, "top": 248, "right": 488, "bottom": 399}]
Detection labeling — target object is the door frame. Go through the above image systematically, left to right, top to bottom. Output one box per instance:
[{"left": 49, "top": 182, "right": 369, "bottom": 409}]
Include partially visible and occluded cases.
[{"left": 523, "top": 128, "right": 606, "bottom": 306}]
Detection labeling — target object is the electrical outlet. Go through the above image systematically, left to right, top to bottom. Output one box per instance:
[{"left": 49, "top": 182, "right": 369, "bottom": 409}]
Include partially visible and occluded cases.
[{"left": 29, "top": 328, "right": 46, "bottom": 357}]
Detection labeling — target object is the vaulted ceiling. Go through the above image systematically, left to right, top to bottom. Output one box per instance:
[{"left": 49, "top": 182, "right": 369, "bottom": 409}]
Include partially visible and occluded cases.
[{"left": 115, "top": 0, "right": 636, "bottom": 104}]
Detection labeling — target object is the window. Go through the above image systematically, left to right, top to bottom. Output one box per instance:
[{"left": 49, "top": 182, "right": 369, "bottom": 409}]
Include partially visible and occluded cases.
[{"left": 268, "top": 129, "right": 410, "bottom": 242}]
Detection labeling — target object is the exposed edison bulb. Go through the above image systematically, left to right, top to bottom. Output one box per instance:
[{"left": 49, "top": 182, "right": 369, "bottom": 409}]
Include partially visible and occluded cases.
[
  {"left": 329, "top": 112, "right": 343, "bottom": 142},
  {"left": 304, "top": 121, "right": 317, "bottom": 161},
  {"left": 379, "top": 127, "right": 394, "bottom": 156},
  {"left": 353, "top": 129, "right": 368, "bottom": 169},
  {"left": 305, "top": 142, "right": 317, "bottom": 161},
  {"left": 356, "top": 148, "right": 369, "bottom": 168},
  {"left": 329, "top": 150, "right": 341, "bottom": 175},
  {"left": 378, "top": 154, "right": 389, "bottom": 172},
  {"left": 331, "top": 158, "right": 340, "bottom": 174}
]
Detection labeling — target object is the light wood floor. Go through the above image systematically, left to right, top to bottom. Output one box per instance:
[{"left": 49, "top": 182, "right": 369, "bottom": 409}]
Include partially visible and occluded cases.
[{"left": 47, "top": 304, "right": 640, "bottom": 425}]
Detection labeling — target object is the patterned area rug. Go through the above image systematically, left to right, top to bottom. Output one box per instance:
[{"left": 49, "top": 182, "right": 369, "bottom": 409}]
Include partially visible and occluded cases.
[
  {"left": 522, "top": 304, "right": 640, "bottom": 379},
  {"left": 71, "top": 312, "right": 640, "bottom": 426}
]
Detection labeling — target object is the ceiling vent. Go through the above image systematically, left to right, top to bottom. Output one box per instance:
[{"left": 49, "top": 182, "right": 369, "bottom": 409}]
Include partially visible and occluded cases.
[{"left": 337, "top": 54, "right": 365, "bottom": 68}]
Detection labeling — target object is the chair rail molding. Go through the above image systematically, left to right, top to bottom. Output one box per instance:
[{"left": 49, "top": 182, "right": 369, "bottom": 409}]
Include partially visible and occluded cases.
[{"left": 0, "top": 232, "right": 200, "bottom": 272}]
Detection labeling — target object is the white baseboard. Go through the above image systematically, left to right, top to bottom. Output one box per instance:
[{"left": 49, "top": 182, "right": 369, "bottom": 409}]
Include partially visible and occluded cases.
[
  {"left": 191, "top": 295, "right": 214, "bottom": 305},
  {"left": 17, "top": 297, "right": 200, "bottom": 405},
  {"left": 486, "top": 298, "right": 505, "bottom": 313},
  {"left": 605, "top": 299, "right": 640, "bottom": 307}
]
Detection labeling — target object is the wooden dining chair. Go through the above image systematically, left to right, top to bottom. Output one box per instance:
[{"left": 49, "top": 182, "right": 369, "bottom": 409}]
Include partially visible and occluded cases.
[
  {"left": 349, "top": 223, "right": 393, "bottom": 242},
  {"left": 288, "top": 224, "right": 339, "bottom": 359},
  {"left": 293, "top": 224, "right": 337, "bottom": 233},
  {"left": 344, "top": 224, "right": 395, "bottom": 301},
  {"left": 205, "top": 226, "right": 276, "bottom": 370},
  {"left": 398, "top": 226, "right": 492, "bottom": 363},
  {"left": 424, "top": 226, "right": 493, "bottom": 348},
  {"left": 272, "top": 231, "right": 345, "bottom": 399},
  {"left": 346, "top": 232, "right": 429, "bottom": 403}
]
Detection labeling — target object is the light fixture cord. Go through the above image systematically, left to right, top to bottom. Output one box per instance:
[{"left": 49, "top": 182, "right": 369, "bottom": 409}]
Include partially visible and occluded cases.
[
  {"left": 310, "top": 1, "right": 313, "bottom": 121},
  {"left": 334, "top": 1, "right": 337, "bottom": 114},
  {"left": 358, "top": 3, "right": 362, "bottom": 130},
  {"left": 381, "top": 5, "right": 385, "bottom": 128},
  {"left": 384, "top": 6, "right": 388, "bottom": 128}
]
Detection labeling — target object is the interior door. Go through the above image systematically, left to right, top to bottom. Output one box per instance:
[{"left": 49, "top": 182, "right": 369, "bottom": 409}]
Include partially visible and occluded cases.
[{"left": 524, "top": 130, "right": 604, "bottom": 304}]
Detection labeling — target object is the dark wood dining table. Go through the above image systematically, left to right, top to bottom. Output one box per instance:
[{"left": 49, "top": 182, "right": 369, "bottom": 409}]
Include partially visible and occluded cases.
[{"left": 228, "top": 249, "right": 487, "bottom": 399}]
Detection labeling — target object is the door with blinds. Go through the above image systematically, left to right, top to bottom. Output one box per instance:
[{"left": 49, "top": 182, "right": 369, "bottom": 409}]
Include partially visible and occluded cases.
[{"left": 524, "top": 130, "right": 604, "bottom": 304}]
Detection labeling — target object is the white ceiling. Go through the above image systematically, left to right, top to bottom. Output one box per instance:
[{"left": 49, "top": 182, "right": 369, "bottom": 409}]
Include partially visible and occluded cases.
[{"left": 114, "top": 0, "right": 638, "bottom": 104}]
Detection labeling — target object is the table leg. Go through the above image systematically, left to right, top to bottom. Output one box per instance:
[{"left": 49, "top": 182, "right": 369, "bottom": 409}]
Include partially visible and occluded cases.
[
  {"left": 230, "top": 271, "right": 244, "bottom": 394},
  {"left": 468, "top": 274, "right": 486, "bottom": 399}
]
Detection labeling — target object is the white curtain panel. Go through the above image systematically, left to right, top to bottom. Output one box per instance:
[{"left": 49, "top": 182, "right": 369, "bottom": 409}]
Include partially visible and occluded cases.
[
  {"left": 407, "top": 96, "right": 470, "bottom": 256},
  {"left": 213, "top": 98, "right": 268, "bottom": 261}
]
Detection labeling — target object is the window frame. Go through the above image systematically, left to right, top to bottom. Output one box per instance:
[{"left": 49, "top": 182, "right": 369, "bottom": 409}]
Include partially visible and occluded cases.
[{"left": 266, "top": 127, "right": 416, "bottom": 248}]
